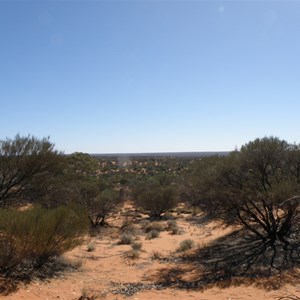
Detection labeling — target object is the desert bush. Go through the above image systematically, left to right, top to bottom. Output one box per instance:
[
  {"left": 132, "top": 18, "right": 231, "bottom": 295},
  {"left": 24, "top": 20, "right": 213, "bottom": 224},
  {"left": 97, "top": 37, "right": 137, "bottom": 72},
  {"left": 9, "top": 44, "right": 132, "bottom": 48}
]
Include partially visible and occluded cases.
[
  {"left": 134, "top": 178, "right": 178, "bottom": 219},
  {"left": 78, "top": 184, "right": 122, "bottom": 227},
  {"left": 0, "top": 205, "right": 88, "bottom": 274},
  {"left": 121, "top": 219, "right": 138, "bottom": 235},
  {"left": 139, "top": 219, "right": 150, "bottom": 230},
  {"left": 167, "top": 220, "right": 180, "bottom": 234},
  {"left": 144, "top": 221, "right": 165, "bottom": 233},
  {"left": 146, "top": 229, "right": 160, "bottom": 240},
  {"left": 119, "top": 233, "right": 134, "bottom": 245},
  {"left": 177, "top": 239, "right": 194, "bottom": 252},
  {"left": 131, "top": 242, "right": 142, "bottom": 251},
  {"left": 87, "top": 243, "right": 95, "bottom": 252},
  {"left": 126, "top": 249, "right": 140, "bottom": 259},
  {"left": 150, "top": 251, "right": 163, "bottom": 260},
  {"left": 79, "top": 286, "right": 97, "bottom": 300}
]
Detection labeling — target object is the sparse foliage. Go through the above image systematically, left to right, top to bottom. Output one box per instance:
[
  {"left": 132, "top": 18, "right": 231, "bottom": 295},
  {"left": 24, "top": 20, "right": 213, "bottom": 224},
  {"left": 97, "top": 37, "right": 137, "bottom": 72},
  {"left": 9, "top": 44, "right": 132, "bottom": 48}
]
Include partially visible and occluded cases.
[
  {"left": 197, "top": 137, "right": 300, "bottom": 274},
  {"left": 77, "top": 178, "right": 123, "bottom": 227}
]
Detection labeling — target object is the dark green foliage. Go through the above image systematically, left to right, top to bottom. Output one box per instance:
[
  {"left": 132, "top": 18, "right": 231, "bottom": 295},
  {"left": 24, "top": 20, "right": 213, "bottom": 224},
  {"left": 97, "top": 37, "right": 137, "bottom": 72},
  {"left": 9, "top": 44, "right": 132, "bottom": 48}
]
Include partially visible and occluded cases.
[
  {"left": 0, "top": 134, "right": 63, "bottom": 208},
  {"left": 67, "top": 152, "right": 99, "bottom": 177},
  {"left": 180, "top": 156, "right": 221, "bottom": 214},
  {"left": 135, "top": 178, "right": 178, "bottom": 218},
  {"left": 89, "top": 188, "right": 122, "bottom": 226},
  {"left": 0, "top": 205, "right": 88, "bottom": 274}
]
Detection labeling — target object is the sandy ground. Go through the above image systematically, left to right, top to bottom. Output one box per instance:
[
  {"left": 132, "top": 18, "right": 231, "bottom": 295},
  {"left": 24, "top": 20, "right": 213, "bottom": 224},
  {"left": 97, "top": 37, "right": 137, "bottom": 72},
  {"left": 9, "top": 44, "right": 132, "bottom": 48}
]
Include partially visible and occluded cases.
[{"left": 2, "top": 205, "right": 300, "bottom": 300}]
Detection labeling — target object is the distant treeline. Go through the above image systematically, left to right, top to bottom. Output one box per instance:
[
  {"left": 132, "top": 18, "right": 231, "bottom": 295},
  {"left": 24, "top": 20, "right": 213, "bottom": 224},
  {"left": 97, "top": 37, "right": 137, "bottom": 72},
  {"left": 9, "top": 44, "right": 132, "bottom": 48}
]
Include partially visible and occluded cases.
[{"left": 91, "top": 151, "right": 230, "bottom": 158}]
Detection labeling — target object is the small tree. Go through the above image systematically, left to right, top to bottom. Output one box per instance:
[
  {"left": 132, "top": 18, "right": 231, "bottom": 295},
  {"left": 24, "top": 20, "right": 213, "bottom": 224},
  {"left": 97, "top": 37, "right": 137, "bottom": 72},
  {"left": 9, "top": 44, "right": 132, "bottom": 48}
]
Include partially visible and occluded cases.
[
  {"left": 0, "top": 134, "right": 63, "bottom": 208},
  {"left": 199, "top": 137, "right": 300, "bottom": 273},
  {"left": 67, "top": 152, "right": 99, "bottom": 177},
  {"left": 76, "top": 178, "right": 122, "bottom": 227},
  {"left": 135, "top": 179, "right": 178, "bottom": 218},
  {"left": 88, "top": 188, "right": 122, "bottom": 226}
]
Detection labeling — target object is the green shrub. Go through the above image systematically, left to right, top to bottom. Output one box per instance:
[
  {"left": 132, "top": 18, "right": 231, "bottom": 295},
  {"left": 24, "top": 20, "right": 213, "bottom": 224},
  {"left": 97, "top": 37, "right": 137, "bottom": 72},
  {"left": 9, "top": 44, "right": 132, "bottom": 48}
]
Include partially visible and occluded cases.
[
  {"left": 135, "top": 182, "right": 178, "bottom": 218},
  {"left": 0, "top": 205, "right": 88, "bottom": 273},
  {"left": 146, "top": 229, "right": 160, "bottom": 240},
  {"left": 177, "top": 239, "right": 194, "bottom": 252}
]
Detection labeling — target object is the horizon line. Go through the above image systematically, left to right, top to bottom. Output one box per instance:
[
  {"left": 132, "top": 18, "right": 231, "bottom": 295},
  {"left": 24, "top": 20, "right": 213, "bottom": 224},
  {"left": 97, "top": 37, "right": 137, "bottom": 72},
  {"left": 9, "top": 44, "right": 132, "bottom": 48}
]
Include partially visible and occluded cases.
[{"left": 88, "top": 151, "right": 232, "bottom": 157}]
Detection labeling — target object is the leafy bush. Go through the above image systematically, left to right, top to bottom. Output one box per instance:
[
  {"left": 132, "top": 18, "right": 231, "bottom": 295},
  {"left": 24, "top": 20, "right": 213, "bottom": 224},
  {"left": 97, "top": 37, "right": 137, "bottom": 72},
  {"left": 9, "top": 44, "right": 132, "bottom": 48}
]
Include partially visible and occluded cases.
[
  {"left": 135, "top": 179, "right": 178, "bottom": 218},
  {"left": 0, "top": 205, "right": 88, "bottom": 274},
  {"left": 146, "top": 229, "right": 160, "bottom": 240},
  {"left": 177, "top": 239, "right": 194, "bottom": 252}
]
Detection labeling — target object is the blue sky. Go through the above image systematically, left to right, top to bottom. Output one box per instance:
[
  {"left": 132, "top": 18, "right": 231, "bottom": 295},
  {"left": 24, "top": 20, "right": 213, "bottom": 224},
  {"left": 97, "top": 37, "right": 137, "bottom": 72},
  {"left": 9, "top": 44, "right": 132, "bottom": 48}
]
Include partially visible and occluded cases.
[{"left": 1, "top": 1, "right": 300, "bottom": 154}]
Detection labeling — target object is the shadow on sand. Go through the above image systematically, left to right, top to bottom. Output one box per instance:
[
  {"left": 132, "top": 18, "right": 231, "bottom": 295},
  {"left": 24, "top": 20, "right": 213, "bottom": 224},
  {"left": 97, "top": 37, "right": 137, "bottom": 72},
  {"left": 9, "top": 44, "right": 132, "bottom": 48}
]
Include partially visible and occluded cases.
[
  {"left": 148, "top": 227, "right": 300, "bottom": 292},
  {"left": 0, "top": 257, "right": 81, "bottom": 295}
]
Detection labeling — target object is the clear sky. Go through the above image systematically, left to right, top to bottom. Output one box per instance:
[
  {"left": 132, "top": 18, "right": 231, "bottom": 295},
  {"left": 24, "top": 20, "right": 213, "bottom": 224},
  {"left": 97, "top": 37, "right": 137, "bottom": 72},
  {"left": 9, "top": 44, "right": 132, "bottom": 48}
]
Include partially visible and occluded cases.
[{"left": 1, "top": 1, "right": 300, "bottom": 154}]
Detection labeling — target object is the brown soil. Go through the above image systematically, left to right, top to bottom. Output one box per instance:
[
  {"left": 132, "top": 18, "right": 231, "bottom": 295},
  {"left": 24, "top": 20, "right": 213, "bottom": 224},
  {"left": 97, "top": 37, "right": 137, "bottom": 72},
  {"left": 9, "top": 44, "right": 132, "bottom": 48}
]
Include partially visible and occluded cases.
[{"left": 2, "top": 204, "right": 300, "bottom": 300}]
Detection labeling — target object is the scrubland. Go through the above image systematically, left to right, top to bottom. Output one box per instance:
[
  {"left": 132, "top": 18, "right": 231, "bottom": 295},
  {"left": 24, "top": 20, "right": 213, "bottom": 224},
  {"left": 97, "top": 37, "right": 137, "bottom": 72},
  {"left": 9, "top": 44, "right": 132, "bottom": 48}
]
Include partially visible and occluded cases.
[{"left": 1, "top": 135, "right": 300, "bottom": 299}]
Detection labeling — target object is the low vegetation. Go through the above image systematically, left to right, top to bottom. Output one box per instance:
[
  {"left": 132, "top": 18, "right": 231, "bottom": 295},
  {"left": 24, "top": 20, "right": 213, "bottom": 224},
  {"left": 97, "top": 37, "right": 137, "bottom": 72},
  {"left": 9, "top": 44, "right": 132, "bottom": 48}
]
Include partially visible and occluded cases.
[
  {"left": 2, "top": 134, "right": 300, "bottom": 297},
  {"left": 0, "top": 205, "right": 88, "bottom": 276},
  {"left": 167, "top": 219, "right": 180, "bottom": 234},
  {"left": 146, "top": 229, "right": 160, "bottom": 240},
  {"left": 119, "top": 233, "right": 135, "bottom": 245},
  {"left": 177, "top": 239, "right": 194, "bottom": 252}
]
